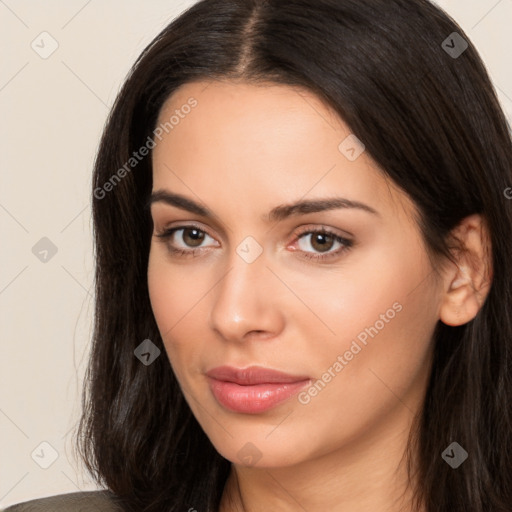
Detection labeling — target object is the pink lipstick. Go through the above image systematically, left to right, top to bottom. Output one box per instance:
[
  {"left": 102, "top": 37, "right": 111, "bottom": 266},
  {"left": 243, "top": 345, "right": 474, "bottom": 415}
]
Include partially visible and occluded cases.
[{"left": 206, "top": 366, "right": 311, "bottom": 414}]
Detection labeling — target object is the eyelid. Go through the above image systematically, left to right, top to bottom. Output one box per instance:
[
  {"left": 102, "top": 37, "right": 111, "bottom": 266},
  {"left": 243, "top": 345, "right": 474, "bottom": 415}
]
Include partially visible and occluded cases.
[
  {"left": 151, "top": 206, "right": 229, "bottom": 239},
  {"left": 155, "top": 220, "right": 216, "bottom": 240},
  {"left": 154, "top": 221, "right": 354, "bottom": 242},
  {"left": 155, "top": 221, "right": 350, "bottom": 241},
  {"left": 154, "top": 222, "right": 354, "bottom": 261},
  {"left": 155, "top": 222, "right": 219, "bottom": 250},
  {"left": 292, "top": 224, "right": 353, "bottom": 241},
  {"left": 288, "top": 225, "right": 353, "bottom": 261}
]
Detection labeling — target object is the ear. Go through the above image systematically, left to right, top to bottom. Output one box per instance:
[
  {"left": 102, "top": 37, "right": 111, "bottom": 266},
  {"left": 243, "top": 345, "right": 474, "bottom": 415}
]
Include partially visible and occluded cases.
[{"left": 438, "top": 214, "right": 493, "bottom": 327}]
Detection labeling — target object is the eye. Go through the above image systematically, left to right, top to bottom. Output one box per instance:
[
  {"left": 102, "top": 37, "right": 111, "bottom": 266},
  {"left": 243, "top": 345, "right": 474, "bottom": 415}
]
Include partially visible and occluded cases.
[
  {"left": 154, "top": 224, "right": 354, "bottom": 262},
  {"left": 154, "top": 225, "right": 216, "bottom": 258},
  {"left": 292, "top": 227, "right": 353, "bottom": 261}
]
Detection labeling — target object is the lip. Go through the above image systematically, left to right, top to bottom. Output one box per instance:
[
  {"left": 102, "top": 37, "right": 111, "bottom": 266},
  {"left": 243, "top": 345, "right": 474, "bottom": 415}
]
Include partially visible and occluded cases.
[
  {"left": 206, "top": 365, "right": 311, "bottom": 414},
  {"left": 206, "top": 365, "right": 310, "bottom": 385}
]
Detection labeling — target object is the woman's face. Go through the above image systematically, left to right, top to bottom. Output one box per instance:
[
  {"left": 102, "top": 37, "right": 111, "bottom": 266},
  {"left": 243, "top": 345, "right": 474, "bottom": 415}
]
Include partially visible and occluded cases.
[{"left": 147, "top": 80, "right": 443, "bottom": 468}]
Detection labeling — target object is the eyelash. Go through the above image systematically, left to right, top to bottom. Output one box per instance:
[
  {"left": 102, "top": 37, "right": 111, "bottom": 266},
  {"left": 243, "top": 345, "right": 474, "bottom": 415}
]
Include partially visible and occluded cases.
[{"left": 154, "top": 224, "right": 354, "bottom": 262}]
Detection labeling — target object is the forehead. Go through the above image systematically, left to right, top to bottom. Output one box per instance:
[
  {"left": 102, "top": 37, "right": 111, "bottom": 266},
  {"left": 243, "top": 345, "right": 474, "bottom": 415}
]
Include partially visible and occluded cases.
[
  {"left": 157, "top": 79, "right": 342, "bottom": 127},
  {"left": 151, "top": 80, "right": 413, "bottom": 223},
  {"left": 156, "top": 80, "right": 345, "bottom": 156}
]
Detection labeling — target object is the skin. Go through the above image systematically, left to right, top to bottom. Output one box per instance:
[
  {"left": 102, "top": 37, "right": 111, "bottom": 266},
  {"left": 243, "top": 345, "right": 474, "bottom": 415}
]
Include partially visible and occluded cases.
[{"left": 147, "top": 80, "right": 492, "bottom": 512}]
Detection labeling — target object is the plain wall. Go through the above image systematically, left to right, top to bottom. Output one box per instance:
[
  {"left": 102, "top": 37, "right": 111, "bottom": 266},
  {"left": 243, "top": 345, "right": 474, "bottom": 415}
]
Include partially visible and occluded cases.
[{"left": 1, "top": 0, "right": 511, "bottom": 507}]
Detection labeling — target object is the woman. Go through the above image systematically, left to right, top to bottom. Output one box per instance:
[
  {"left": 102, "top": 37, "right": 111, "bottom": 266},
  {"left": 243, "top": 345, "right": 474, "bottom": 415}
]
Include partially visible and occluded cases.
[{"left": 5, "top": 0, "right": 511, "bottom": 510}]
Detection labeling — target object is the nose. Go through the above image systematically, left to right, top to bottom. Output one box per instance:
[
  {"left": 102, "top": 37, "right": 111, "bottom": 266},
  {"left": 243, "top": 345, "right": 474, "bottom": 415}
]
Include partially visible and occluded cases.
[{"left": 208, "top": 245, "right": 285, "bottom": 343}]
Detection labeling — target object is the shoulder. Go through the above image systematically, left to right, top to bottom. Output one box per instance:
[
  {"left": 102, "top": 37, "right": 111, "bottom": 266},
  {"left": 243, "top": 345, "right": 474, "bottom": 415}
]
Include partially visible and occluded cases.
[{"left": 1, "top": 490, "right": 123, "bottom": 512}]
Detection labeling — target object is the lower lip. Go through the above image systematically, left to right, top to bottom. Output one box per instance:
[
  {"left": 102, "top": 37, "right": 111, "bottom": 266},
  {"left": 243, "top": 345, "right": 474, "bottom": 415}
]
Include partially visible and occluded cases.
[{"left": 207, "top": 377, "right": 311, "bottom": 414}]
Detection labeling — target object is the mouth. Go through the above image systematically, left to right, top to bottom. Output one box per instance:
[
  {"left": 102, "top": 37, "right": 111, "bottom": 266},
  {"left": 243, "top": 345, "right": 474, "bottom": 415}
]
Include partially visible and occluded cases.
[{"left": 205, "top": 365, "right": 311, "bottom": 414}]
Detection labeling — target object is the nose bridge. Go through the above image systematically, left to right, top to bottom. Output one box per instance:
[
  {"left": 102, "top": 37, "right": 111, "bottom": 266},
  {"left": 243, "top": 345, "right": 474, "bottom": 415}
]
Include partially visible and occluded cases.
[{"left": 209, "top": 236, "right": 280, "bottom": 340}]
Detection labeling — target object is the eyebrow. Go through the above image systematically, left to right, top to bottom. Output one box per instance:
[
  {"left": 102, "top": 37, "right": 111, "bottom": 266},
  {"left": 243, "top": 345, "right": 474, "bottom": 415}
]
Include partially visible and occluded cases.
[{"left": 146, "top": 189, "right": 380, "bottom": 222}]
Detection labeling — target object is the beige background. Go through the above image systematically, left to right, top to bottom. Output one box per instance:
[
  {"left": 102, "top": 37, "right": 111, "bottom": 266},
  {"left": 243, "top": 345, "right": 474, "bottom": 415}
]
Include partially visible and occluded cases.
[{"left": 1, "top": 0, "right": 511, "bottom": 508}]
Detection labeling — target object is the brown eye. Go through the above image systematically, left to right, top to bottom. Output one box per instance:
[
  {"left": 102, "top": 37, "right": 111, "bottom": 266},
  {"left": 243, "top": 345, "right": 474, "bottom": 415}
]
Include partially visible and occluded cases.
[
  {"left": 154, "top": 225, "right": 217, "bottom": 258},
  {"left": 181, "top": 227, "right": 206, "bottom": 247},
  {"left": 294, "top": 227, "right": 354, "bottom": 262},
  {"left": 308, "top": 232, "right": 335, "bottom": 253}
]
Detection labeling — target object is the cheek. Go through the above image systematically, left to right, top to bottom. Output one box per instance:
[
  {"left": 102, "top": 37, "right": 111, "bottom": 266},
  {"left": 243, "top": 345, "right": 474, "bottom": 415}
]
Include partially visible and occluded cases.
[
  {"left": 300, "top": 240, "right": 438, "bottom": 399},
  {"left": 147, "top": 248, "right": 212, "bottom": 372},
  {"left": 147, "top": 248, "right": 201, "bottom": 336},
  {"left": 147, "top": 251, "right": 189, "bottom": 370},
  {"left": 147, "top": 253, "right": 173, "bottom": 333},
  {"left": 306, "top": 264, "right": 437, "bottom": 424}
]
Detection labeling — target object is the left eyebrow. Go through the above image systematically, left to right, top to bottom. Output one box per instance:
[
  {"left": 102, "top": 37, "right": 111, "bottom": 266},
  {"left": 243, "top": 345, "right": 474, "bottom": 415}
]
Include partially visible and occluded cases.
[
  {"left": 145, "top": 189, "right": 380, "bottom": 222},
  {"left": 266, "top": 197, "right": 380, "bottom": 222}
]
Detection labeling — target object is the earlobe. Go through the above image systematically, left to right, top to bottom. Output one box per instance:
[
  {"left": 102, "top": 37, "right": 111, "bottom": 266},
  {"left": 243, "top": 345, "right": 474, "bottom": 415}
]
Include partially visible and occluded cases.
[{"left": 438, "top": 214, "right": 493, "bottom": 327}]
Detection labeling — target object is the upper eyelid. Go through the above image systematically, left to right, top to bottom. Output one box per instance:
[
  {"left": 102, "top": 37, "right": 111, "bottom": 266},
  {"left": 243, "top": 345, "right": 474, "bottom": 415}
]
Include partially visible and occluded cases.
[
  {"left": 149, "top": 203, "right": 361, "bottom": 238},
  {"left": 150, "top": 206, "right": 232, "bottom": 238},
  {"left": 156, "top": 223, "right": 352, "bottom": 246},
  {"left": 157, "top": 225, "right": 352, "bottom": 264}
]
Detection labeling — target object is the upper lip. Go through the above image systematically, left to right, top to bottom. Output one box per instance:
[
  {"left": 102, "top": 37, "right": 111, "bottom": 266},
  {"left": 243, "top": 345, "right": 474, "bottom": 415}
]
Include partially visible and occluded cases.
[{"left": 206, "top": 365, "right": 310, "bottom": 385}]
